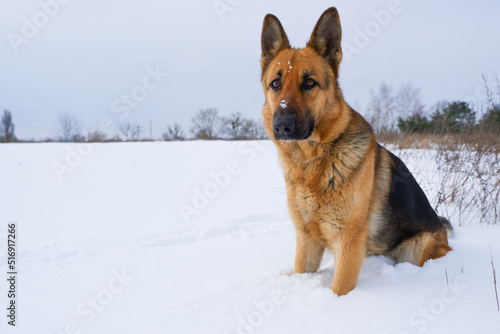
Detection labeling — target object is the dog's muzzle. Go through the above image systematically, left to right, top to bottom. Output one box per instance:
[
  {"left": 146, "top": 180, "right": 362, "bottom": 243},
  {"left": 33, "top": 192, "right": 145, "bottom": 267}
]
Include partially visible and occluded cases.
[
  {"left": 273, "top": 109, "right": 314, "bottom": 140},
  {"left": 273, "top": 114, "right": 296, "bottom": 139}
]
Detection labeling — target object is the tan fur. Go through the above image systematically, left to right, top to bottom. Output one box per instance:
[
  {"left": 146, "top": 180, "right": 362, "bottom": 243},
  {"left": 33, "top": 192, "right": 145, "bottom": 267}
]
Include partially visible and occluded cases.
[{"left": 390, "top": 228, "right": 452, "bottom": 266}]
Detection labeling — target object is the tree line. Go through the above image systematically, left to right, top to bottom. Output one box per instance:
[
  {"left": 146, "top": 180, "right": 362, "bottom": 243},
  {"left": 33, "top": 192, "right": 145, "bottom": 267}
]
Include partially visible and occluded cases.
[
  {"left": 2, "top": 75, "right": 499, "bottom": 143},
  {"left": 367, "top": 78, "right": 500, "bottom": 135},
  {"left": 0, "top": 108, "right": 268, "bottom": 143}
]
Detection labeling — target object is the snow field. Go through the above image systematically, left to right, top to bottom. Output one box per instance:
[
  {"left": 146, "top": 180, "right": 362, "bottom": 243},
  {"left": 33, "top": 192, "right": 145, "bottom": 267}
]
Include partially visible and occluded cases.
[{"left": 1, "top": 141, "right": 499, "bottom": 334}]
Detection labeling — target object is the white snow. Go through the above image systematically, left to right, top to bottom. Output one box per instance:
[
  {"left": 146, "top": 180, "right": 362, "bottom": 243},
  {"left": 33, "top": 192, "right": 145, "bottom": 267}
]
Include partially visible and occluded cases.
[
  {"left": 280, "top": 100, "right": 288, "bottom": 108},
  {"left": 1, "top": 141, "right": 500, "bottom": 334}
]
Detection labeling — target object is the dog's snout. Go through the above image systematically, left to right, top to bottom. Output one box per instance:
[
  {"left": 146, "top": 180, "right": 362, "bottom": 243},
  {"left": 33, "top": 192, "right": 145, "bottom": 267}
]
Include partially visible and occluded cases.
[{"left": 273, "top": 114, "right": 296, "bottom": 137}]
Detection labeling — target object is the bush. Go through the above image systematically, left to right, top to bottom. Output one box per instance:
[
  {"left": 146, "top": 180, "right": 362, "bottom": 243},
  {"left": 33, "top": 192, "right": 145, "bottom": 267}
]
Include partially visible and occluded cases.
[
  {"left": 430, "top": 101, "right": 476, "bottom": 134},
  {"left": 479, "top": 104, "right": 500, "bottom": 133},
  {"left": 223, "top": 112, "right": 268, "bottom": 140},
  {"left": 398, "top": 113, "right": 431, "bottom": 133},
  {"left": 162, "top": 123, "right": 185, "bottom": 141},
  {"left": 87, "top": 131, "right": 108, "bottom": 142},
  {"left": 379, "top": 132, "right": 500, "bottom": 225}
]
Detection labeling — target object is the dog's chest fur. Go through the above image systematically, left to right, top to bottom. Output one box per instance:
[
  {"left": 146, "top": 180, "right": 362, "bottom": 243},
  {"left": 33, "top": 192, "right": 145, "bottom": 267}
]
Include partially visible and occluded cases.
[{"left": 278, "top": 131, "right": 376, "bottom": 246}]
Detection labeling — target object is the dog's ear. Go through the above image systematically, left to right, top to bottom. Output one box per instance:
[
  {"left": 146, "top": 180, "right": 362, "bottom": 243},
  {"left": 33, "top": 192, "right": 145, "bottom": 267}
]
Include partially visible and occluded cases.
[
  {"left": 307, "top": 7, "right": 342, "bottom": 76},
  {"left": 261, "top": 14, "right": 290, "bottom": 73}
]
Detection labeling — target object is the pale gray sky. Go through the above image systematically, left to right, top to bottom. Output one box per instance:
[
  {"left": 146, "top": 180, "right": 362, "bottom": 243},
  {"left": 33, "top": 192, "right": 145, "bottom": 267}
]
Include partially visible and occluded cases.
[{"left": 1, "top": 0, "right": 499, "bottom": 140}]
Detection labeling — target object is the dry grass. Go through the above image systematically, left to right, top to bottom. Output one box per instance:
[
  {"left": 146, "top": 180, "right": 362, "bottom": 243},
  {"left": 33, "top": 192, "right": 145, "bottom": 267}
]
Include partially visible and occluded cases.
[
  {"left": 377, "top": 132, "right": 500, "bottom": 152},
  {"left": 378, "top": 133, "right": 500, "bottom": 225}
]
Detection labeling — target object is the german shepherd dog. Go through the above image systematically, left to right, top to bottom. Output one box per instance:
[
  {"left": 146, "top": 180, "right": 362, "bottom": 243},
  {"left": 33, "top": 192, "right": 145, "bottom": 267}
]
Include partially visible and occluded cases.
[{"left": 260, "top": 8, "right": 452, "bottom": 296}]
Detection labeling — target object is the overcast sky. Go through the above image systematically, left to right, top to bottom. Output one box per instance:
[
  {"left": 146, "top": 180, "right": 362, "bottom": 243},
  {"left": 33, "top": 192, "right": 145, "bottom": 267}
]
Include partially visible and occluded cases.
[{"left": 1, "top": 0, "right": 499, "bottom": 140}]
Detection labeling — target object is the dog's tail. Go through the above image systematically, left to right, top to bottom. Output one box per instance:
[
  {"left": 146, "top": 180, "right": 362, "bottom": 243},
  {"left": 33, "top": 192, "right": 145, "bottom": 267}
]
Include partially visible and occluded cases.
[{"left": 439, "top": 216, "right": 454, "bottom": 238}]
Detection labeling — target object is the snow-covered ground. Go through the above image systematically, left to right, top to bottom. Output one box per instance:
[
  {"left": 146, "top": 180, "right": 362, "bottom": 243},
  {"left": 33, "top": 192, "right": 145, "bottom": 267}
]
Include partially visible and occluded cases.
[{"left": 1, "top": 141, "right": 499, "bottom": 334}]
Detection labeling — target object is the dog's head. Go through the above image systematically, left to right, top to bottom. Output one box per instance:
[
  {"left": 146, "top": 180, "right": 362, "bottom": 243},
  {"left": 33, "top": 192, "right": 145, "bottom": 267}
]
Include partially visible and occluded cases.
[{"left": 260, "top": 8, "right": 344, "bottom": 141}]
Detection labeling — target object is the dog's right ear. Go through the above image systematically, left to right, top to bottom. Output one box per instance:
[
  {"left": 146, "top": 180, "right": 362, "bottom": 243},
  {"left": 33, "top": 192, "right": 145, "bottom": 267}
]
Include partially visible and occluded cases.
[{"left": 261, "top": 14, "right": 290, "bottom": 73}]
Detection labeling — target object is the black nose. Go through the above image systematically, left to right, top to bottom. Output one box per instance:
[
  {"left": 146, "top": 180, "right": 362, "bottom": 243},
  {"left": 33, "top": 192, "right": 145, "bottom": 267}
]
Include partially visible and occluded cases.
[{"left": 273, "top": 114, "right": 296, "bottom": 137}]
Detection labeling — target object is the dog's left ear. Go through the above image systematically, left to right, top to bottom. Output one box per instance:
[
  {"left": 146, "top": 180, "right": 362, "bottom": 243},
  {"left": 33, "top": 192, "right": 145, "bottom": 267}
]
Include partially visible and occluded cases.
[
  {"left": 307, "top": 7, "right": 342, "bottom": 77},
  {"left": 261, "top": 14, "right": 290, "bottom": 74}
]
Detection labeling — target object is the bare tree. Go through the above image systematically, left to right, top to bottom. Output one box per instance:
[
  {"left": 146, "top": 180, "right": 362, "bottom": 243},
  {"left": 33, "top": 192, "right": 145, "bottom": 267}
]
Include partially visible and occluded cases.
[
  {"left": 496, "top": 72, "right": 500, "bottom": 102},
  {"left": 483, "top": 74, "right": 495, "bottom": 111},
  {"left": 395, "top": 82, "right": 424, "bottom": 118},
  {"left": 368, "top": 83, "right": 396, "bottom": 133},
  {"left": 430, "top": 100, "right": 449, "bottom": 115},
  {"left": 191, "top": 108, "right": 225, "bottom": 140},
  {"left": 0, "top": 110, "right": 16, "bottom": 142},
  {"left": 56, "top": 112, "right": 82, "bottom": 142},
  {"left": 223, "top": 112, "right": 259, "bottom": 140},
  {"left": 224, "top": 113, "right": 270, "bottom": 140},
  {"left": 243, "top": 119, "right": 265, "bottom": 139},
  {"left": 253, "top": 120, "right": 269, "bottom": 139},
  {"left": 118, "top": 121, "right": 141, "bottom": 141},
  {"left": 162, "top": 123, "right": 185, "bottom": 141}
]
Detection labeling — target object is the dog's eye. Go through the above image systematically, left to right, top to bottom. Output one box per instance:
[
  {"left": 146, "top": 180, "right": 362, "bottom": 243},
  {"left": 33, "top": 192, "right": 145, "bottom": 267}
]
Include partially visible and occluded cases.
[
  {"left": 303, "top": 78, "right": 317, "bottom": 90},
  {"left": 270, "top": 79, "right": 281, "bottom": 91}
]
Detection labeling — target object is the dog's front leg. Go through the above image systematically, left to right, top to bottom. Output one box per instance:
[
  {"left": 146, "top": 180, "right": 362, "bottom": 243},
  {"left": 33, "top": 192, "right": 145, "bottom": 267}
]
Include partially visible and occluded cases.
[
  {"left": 330, "top": 228, "right": 367, "bottom": 296},
  {"left": 294, "top": 232, "right": 325, "bottom": 274}
]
